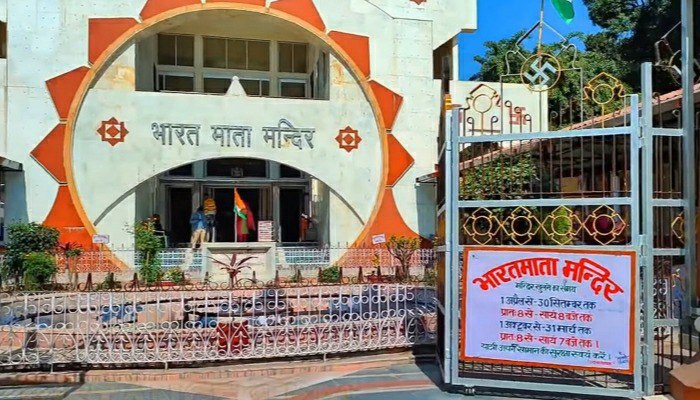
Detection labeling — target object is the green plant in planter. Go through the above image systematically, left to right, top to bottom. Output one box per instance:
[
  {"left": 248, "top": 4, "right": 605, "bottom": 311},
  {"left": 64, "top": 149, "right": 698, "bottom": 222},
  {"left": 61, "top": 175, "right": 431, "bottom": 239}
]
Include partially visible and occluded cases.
[
  {"left": 129, "top": 221, "right": 165, "bottom": 285},
  {"left": 2, "top": 223, "right": 59, "bottom": 284},
  {"left": 386, "top": 236, "right": 419, "bottom": 281},
  {"left": 23, "top": 252, "right": 57, "bottom": 291},
  {"left": 208, "top": 253, "right": 255, "bottom": 287},
  {"left": 319, "top": 265, "right": 341, "bottom": 284},
  {"left": 166, "top": 267, "right": 187, "bottom": 285},
  {"left": 423, "top": 268, "right": 437, "bottom": 287},
  {"left": 101, "top": 272, "right": 119, "bottom": 290}
]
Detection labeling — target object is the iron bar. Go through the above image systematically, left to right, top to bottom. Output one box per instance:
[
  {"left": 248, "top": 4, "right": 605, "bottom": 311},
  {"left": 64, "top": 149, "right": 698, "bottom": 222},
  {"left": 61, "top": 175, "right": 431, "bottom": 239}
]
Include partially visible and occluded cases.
[{"left": 681, "top": 0, "right": 696, "bottom": 310}]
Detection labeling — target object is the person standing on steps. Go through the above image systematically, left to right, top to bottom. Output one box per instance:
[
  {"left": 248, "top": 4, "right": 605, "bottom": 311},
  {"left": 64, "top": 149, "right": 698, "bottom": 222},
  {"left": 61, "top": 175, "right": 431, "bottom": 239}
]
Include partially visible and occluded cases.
[
  {"left": 203, "top": 194, "right": 217, "bottom": 242},
  {"left": 190, "top": 206, "right": 207, "bottom": 249}
]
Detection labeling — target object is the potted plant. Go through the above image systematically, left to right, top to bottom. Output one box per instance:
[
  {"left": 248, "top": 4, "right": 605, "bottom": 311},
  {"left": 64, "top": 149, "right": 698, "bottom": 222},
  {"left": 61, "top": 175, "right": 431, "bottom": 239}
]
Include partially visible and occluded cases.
[
  {"left": 130, "top": 220, "right": 165, "bottom": 286},
  {"left": 386, "top": 236, "right": 419, "bottom": 281},
  {"left": 208, "top": 253, "right": 255, "bottom": 287},
  {"left": 164, "top": 266, "right": 187, "bottom": 287}
]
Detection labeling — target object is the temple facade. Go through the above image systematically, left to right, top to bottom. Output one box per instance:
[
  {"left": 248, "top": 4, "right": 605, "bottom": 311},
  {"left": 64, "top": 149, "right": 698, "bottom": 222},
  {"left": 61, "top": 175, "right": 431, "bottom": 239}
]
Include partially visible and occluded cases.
[{"left": 0, "top": 0, "right": 542, "bottom": 265}]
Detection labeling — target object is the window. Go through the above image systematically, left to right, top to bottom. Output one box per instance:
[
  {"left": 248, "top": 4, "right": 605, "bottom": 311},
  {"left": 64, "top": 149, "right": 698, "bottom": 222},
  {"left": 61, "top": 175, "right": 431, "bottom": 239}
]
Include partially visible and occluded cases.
[
  {"left": 0, "top": 22, "right": 6, "bottom": 59},
  {"left": 151, "top": 33, "right": 317, "bottom": 98},
  {"left": 158, "top": 34, "right": 194, "bottom": 66},
  {"left": 203, "top": 37, "right": 270, "bottom": 71},
  {"left": 279, "top": 42, "right": 307, "bottom": 73},
  {"left": 158, "top": 73, "right": 195, "bottom": 92},
  {"left": 203, "top": 77, "right": 231, "bottom": 94},
  {"left": 240, "top": 79, "right": 270, "bottom": 96},
  {"left": 280, "top": 79, "right": 307, "bottom": 98},
  {"left": 206, "top": 158, "right": 267, "bottom": 178},
  {"left": 168, "top": 163, "right": 194, "bottom": 176},
  {"left": 280, "top": 164, "right": 302, "bottom": 178}
]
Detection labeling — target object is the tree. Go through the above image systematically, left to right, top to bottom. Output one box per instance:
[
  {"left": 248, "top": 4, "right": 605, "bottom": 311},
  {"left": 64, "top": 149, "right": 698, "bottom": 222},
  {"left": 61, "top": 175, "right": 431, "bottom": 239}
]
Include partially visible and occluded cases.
[
  {"left": 582, "top": 0, "right": 699, "bottom": 93},
  {"left": 471, "top": 1, "right": 699, "bottom": 109},
  {"left": 472, "top": 31, "right": 631, "bottom": 127},
  {"left": 2, "top": 222, "right": 59, "bottom": 284},
  {"left": 386, "top": 236, "right": 419, "bottom": 281}
]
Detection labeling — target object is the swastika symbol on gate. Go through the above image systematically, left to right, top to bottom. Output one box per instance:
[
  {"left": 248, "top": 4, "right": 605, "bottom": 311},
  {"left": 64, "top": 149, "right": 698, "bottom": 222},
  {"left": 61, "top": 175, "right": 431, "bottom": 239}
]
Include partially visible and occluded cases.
[
  {"left": 519, "top": 53, "right": 561, "bottom": 92},
  {"left": 523, "top": 60, "right": 557, "bottom": 85}
]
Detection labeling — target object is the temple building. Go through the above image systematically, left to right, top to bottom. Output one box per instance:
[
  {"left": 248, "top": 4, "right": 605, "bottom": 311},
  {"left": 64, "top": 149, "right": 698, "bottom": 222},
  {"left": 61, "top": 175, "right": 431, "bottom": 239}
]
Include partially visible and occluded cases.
[{"left": 0, "top": 0, "right": 542, "bottom": 264}]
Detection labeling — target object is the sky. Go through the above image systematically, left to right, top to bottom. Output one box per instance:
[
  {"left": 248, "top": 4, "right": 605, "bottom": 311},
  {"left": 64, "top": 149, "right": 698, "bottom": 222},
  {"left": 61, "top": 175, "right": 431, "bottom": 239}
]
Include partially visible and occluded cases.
[{"left": 458, "top": 0, "right": 599, "bottom": 80}]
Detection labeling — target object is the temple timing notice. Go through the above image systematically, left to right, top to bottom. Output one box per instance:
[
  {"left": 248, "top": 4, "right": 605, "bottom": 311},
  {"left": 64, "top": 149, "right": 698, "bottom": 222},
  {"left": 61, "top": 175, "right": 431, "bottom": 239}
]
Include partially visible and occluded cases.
[{"left": 461, "top": 248, "right": 635, "bottom": 373}]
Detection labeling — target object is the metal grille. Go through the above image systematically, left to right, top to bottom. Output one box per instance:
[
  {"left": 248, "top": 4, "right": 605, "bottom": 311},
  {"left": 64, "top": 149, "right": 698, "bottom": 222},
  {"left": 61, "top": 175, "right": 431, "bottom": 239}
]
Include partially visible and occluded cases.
[
  {"left": 440, "top": 59, "right": 698, "bottom": 398},
  {"left": 440, "top": 80, "right": 646, "bottom": 397},
  {"left": 0, "top": 284, "right": 436, "bottom": 368}
]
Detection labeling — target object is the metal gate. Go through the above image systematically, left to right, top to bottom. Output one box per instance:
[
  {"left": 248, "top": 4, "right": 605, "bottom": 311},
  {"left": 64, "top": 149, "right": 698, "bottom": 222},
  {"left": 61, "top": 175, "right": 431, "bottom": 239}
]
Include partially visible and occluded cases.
[{"left": 437, "top": 6, "right": 697, "bottom": 394}]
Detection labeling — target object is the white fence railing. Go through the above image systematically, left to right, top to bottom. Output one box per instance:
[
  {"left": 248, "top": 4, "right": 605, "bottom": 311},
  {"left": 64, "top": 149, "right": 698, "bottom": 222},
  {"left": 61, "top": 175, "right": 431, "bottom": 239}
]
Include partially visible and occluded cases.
[
  {"left": 56, "top": 247, "right": 436, "bottom": 275},
  {"left": 0, "top": 284, "right": 436, "bottom": 368}
]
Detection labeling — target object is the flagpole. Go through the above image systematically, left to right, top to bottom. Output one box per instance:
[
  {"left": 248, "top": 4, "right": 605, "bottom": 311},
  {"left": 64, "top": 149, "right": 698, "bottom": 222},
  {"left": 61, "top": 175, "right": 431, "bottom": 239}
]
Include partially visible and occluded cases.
[
  {"left": 537, "top": 0, "right": 545, "bottom": 56},
  {"left": 234, "top": 188, "right": 238, "bottom": 243}
]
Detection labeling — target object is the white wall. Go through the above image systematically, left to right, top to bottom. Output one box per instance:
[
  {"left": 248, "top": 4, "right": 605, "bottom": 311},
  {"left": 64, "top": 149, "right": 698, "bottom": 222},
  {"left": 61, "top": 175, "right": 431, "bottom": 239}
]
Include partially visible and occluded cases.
[{"left": 3, "top": 0, "right": 481, "bottom": 249}]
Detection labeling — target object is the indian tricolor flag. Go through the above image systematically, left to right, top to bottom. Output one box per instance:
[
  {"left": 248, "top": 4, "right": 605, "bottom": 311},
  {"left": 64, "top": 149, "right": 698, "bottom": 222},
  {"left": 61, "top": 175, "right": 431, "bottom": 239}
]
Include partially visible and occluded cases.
[
  {"left": 551, "top": 0, "right": 574, "bottom": 23},
  {"left": 234, "top": 189, "right": 247, "bottom": 221}
]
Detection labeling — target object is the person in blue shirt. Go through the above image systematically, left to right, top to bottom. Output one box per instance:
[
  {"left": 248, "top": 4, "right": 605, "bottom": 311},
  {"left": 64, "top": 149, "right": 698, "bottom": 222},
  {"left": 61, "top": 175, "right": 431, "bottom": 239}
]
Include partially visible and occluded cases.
[{"left": 190, "top": 206, "right": 207, "bottom": 249}]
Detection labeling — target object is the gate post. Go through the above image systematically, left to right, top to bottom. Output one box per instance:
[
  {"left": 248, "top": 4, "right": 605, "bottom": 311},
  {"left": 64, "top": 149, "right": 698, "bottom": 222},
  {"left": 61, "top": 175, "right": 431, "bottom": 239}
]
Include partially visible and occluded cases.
[
  {"left": 681, "top": 0, "right": 697, "bottom": 314},
  {"left": 641, "top": 62, "right": 655, "bottom": 395},
  {"left": 441, "top": 104, "right": 453, "bottom": 383}
]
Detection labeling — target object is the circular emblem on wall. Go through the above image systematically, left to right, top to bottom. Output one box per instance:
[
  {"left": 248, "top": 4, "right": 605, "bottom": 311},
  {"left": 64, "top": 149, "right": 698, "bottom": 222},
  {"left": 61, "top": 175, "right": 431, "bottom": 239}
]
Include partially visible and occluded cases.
[{"left": 519, "top": 53, "right": 561, "bottom": 93}]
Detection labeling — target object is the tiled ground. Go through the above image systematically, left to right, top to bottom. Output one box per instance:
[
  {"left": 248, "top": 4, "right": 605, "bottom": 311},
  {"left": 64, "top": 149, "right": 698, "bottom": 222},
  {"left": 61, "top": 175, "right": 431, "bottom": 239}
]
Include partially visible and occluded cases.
[{"left": 0, "top": 356, "right": 525, "bottom": 400}]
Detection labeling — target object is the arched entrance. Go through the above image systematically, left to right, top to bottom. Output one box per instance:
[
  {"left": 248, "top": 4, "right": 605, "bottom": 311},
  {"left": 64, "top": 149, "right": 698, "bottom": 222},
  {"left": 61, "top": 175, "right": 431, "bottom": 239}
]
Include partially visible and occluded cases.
[{"left": 141, "top": 157, "right": 349, "bottom": 247}]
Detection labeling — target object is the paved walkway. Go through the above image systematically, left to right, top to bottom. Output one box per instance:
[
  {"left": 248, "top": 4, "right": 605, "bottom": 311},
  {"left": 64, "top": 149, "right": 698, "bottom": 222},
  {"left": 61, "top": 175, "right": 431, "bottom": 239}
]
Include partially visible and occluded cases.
[{"left": 0, "top": 353, "right": 521, "bottom": 400}]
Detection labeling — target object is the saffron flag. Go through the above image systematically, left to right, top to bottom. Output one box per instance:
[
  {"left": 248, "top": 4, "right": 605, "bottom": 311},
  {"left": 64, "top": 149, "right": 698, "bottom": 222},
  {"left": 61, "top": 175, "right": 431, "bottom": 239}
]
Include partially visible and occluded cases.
[
  {"left": 551, "top": 0, "right": 574, "bottom": 23},
  {"left": 234, "top": 189, "right": 247, "bottom": 221}
]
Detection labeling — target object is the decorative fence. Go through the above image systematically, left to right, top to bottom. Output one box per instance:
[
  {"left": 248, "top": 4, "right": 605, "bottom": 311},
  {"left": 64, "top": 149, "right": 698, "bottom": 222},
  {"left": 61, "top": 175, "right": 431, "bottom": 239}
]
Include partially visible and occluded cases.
[
  {"left": 53, "top": 246, "right": 436, "bottom": 276},
  {"left": 0, "top": 284, "right": 436, "bottom": 368}
]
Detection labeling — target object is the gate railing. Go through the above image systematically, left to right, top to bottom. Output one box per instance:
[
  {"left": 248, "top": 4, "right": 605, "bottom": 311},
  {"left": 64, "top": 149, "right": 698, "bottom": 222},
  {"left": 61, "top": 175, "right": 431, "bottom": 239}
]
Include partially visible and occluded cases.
[
  {"left": 440, "top": 94, "right": 648, "bottom": 398},
  {"left": 0, "top": 284, "right": 436, "bottom": 368}
]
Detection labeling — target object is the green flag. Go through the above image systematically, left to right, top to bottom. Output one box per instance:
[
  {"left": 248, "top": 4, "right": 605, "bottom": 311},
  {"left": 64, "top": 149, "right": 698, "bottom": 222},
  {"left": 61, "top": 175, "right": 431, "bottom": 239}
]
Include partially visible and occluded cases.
[{"left": 551, "top": 0, "right": 574, "bottom": 23}]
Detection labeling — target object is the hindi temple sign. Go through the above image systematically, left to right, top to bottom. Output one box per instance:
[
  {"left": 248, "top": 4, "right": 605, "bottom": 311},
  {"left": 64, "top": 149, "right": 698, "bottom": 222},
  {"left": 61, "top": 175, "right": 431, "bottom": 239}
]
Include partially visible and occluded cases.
[
  {"left": 151, "top": 118, "right": 315, "bottom": 150},
  {"left": 461, "top": 247, "right": 636, "bottom": 374}
]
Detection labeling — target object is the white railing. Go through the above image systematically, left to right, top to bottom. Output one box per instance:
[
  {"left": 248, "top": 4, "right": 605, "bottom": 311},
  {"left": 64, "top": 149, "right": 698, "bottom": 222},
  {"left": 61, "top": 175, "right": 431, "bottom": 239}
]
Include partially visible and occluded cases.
[
  {"left": 59, "top": 246, "right": 436, "bottom": 276},
  {"left": 0, "top": 284, "right": 436, "bottom": 368}
]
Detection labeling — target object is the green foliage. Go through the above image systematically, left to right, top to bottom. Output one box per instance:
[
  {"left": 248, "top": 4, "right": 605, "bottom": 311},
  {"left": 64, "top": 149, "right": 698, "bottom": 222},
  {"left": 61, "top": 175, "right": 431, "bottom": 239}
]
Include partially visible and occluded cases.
[
  {"left": 473, "top": 1, "right": 700, "bottom": 105},
  {"left": 473, "top": 31, "right": 631, "bottom": 128},
  {"left": 460, "top": 154, "right": 538, "bottom": 200},
  {"left": 544, "top": 207, "right": 574, "bottom": 245},
  {"left": 130, "top": 221, "right": 165, "bottom": 285},
  {"left": 3, "top": 222, "right": 59, "bottom": 282},
  {"left": 386, "top": 236, "right": 420, "bottom": 281},
  {"left": 60, "top": 243, "right": 83, "bottom": 259},
  {"left": 23, "top": 252, "right": 57, "bottom": 290},
  {"left": 208, "top": 253, "right": 255, "bottom": 286},
  {"left": 319, "top": 265, "right": 341, "bottom": 284},
  {"left": 166, "top": 267, "right": 187, "bottom": 285},
  {"left": 423, "top": 268, "right": 437, "bottom": 287},
  {"left": 101, "top": 272, "right": 118, "bottom": 290}
]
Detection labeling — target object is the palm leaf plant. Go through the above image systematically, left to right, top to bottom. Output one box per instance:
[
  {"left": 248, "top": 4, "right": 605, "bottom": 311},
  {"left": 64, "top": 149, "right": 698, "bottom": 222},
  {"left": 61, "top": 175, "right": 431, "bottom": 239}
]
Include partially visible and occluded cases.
[{"left": 208, "top": 253, "right": 256, "bottom": 287}]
